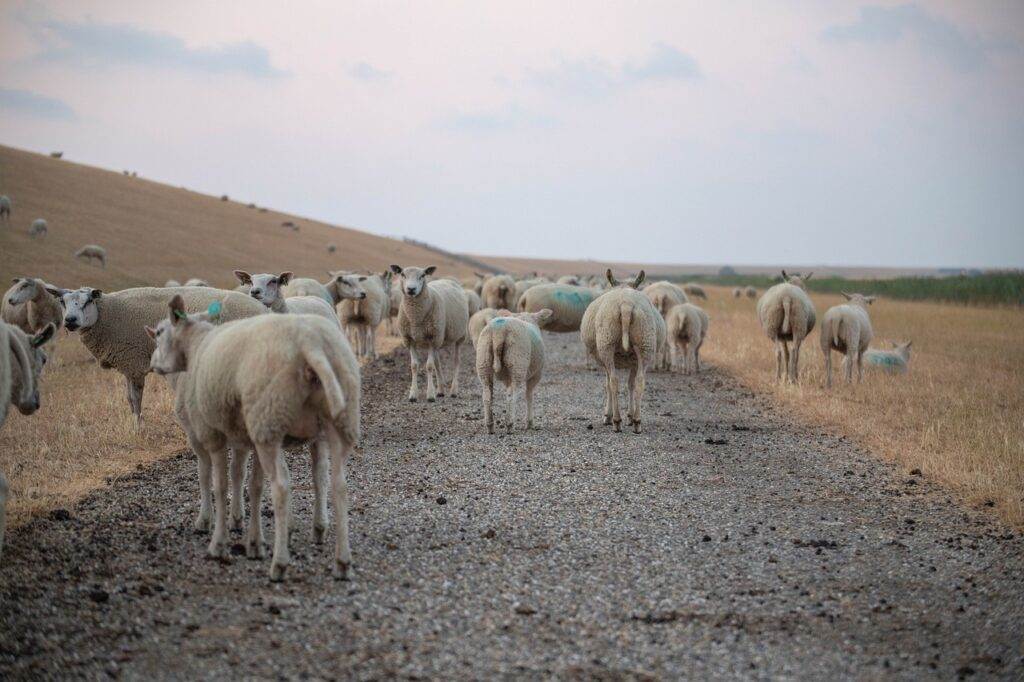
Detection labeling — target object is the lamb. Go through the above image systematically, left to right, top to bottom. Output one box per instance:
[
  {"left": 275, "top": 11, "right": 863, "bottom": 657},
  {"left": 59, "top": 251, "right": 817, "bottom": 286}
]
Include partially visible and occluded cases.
[
  {"left": 0, "top": 195, "right": 10, "bottom": 221},
  {"left": 29, "top": 219, "right": 47, "bottom": 238},
  {"left": 74, "top": 244, "right": 106, "bottom": 267},
  {"left": 390, "top": 265, "right": 469, "bottom": 402},
  {"left": 581, "top": 270, "right": 665, "bottom": 433},
  {"left": 233, "top": 271, "right": 338, "bottom": 323},
  {"left": 756, "top": 271, "right": 816, "bottom": 383},
  {"left": 336, "top": 272, "right": 391, "bottom": 359},
  {"left": 480, "top": 274, "right": 516, "bottom": 310},
  {"left": 282, "top": 277, "right": 334, "bottom": 307},
  {"left": 2, "top": 278, "right": 64, "bottom": 344},
  {"left": 183, "top": 278, "right": 210, "bottom": 287},
  {"left": 164, "top": 279, "right": 181, "bottom": 287},
  {"left": 682, "top": 282, "right": 707, "bottom": 300},
  {"left": 516, "top": 283, "right": 599, "bottom": 332},
  {"left": 60, "top": 286, "right": 267, "bottom": 422},
  {"left": 745, "top": 286, "right": 758, "bottom": 299},
  {"left": 733, "top": 287, "right": 743, "bottom": 298},
  {"left": 464, "top": 288, "right": 483, "bottom": 318},
  {"left": 820, "top": 292, "right": 876, "bottom": 387},
  {"left": 148, "top": 296, "right": 360, "bottom": 581},
  {"left": 666, "top": 303, "right": 709, "bottom": 374},
  {"left": 468, "top": 307, "right": 506, "bottom": 347},
  {"left": 476, "top": 310, "right": 553, "bottom": 433},
  {"left": 864, "top": 340, "right": 913, "bottom": 374}
]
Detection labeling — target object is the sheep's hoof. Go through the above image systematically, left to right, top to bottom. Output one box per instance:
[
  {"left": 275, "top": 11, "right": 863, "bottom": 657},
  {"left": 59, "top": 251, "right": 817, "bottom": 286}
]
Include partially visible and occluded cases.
[
  {"left": 436, "top": 391, "right": 445, "bottom": 398},
  {"left": 449, "top": 392, "right": 458, "bottom": 398},
  {"left": 408, "top": 397, "right": 417, "bottom": 403},
  {"left": 427, "top": 397, "right": 436, "bottom": 403},
  {"left": 603, "top": 416, "right": 612, "bottom": 426},
  {"left": 613, "top": 420, "right": 622, "bottom": 433},
  {"left": 633, "top": 421, "right": 642, "bottom": 434},
  {"left": 487, "top": 425, "right": 495, "bottom": 434},
  {"left": 194, "top": 514, "right": 211, "bottom": 533},
  {"left": 313, "top": 525, "right": 327, "bottom": 545},
  {"left": 246, "top": 541, "right": 266, "bottom": 560},
  {"left": 207, "top": 542, "right": 228, "bottom": 560},
  {"left": 269, "top": 561, "right": 288, "bottom": 582},
  {"left": 334, "top": 561, "right": 351, "bottom": 581}
]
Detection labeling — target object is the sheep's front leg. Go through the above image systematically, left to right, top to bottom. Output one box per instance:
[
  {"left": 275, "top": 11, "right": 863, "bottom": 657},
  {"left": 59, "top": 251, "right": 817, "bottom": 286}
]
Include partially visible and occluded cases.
[
  {"left": 366, "top": 325, "right": 377, "bottom": 360},
  {"left": 448, "top": 343, "right": 462, "bottom": 397},
  {"left": 408, "top": 348, "right": 422, "bottom": 402},
  {"left": 425, "top": 348, "right": 440, "bottom": 402},
  {"left": 125, "top": 376, "right": 145, "bottom": 425},
  {"left": 326, "top": 425, "right": 353, "bottom": 580},
  {"left": 189, "top": 434, "right": 212, "bottom": 532},
  {"left": 310, "top": 435, "right": 329, "bottom": 544},
  {"left": 255, "top": 441, "right": 291, "bottom": 581},
  {"left": 207, "top": 448, "right": 230, "bottom": 558},
  {"left": 229, "top": 448, "right": 248, "bottom": 531},
  {"left": 246, "top": 454, "right": 265, "bottom": 559}
]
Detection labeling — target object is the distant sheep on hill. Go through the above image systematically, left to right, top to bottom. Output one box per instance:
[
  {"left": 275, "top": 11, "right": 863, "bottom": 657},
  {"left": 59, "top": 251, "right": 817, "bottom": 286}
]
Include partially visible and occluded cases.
[
  {"left": 49, "top": 151, "right": 62, "bottom": 159},
  {"left": 0, "top": 195, "right": 10, "bottom": 221},
  {"left": 220, "top": 195, "right": 229, "bottom": 201},
  {"left": 29, "top": 219, "right": 47, "bottom": 238},
  {"left": 327, "top": 244, "right": 337, "bottom": 253},
  {"left": 74, "top": 245, "right": 106, "bottom": 268},
  {"left": 682, "top": 283, "right": 707, "bottom": 300},
  {"left": 745, "top": 286, "right": 757, "bottom": 299}
]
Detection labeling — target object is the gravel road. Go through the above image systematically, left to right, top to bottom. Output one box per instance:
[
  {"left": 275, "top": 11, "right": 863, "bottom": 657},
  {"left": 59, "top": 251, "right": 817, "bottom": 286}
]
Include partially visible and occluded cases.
[{"left": 2, "top": 333, "right": 1022, "bottom": 679}]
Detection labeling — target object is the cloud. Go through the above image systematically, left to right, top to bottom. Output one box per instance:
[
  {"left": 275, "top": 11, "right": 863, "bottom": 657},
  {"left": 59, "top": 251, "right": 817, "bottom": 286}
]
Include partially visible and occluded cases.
[
  {"left": 823, "top": 4, "right": 995, "bottom": 71},
  {"left": 29, "top": 16, "right": 284, "bottom": 77},
  {"left": 527, "top": 43, "right": 701, "bottom": 97},
  {"left": 350, "top": 61, "right": 389, "bottom": 82},
  {"left": 0, "top": 87, "right": 76, "bottom": 120},
  {"left": 439, "top": 104, "right": 557, "bottom": 133}
]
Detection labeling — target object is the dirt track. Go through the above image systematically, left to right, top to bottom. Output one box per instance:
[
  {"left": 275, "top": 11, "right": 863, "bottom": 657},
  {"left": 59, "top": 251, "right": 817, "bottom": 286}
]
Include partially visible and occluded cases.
[{"left": 2, "top": 335, "right": 1023, "bottom": 679}]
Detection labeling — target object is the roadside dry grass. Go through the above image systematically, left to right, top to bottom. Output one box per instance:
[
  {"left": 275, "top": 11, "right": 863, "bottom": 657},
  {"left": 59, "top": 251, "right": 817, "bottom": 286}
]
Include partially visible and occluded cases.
[{"left": 701, "top": 285, "right": 1024, "bottom": 525}]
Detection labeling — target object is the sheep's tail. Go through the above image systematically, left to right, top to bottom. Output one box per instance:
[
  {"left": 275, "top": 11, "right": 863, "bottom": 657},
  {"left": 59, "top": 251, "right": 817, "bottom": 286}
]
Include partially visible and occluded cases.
[
  {"left": 781, "top": 296, "right": 792, "bottom": 335},
  {"left": 620, "top": 303, "right": 633, "bottom": 352},
  {"left": 832, "top": 319, "right": 841, "bottom": 349},
  {"left": 491, "top": 328, "right": 505, "bottom": 374},
  {"left": 7, "top": 329, "right": 34, "bottom": 405},
  {"left": 304, "top": 347, "right": 346, "bottom": 419}
]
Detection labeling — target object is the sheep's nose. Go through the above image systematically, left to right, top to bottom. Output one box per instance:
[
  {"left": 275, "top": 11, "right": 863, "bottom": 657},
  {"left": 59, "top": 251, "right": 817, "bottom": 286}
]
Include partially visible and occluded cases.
[
  {"left": 406, "top": 287, "right": 416, "bottom": 295},
  {"left": 251, "top": 289, "right": 262, "bottom": 297},
  {"left": 359, "top": 292, "right": 367, "bottom": 299},
  {"left": 64, "top": 318, "right": 78, "bottom": 330}
]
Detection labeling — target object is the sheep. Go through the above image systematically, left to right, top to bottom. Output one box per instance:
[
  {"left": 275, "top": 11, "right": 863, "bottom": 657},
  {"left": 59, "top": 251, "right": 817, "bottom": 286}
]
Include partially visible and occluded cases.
[
  {"left": 50, "top": 151, "right": 62, "bottom": 159},
  {"left": 0, "top": 195, "right": 10, "bottom": 221},
  {"left": 220, "top": 195, "right": 229, "bottom": 201},
  {"left": 247, "top": 203, "right": 256, "bottom": 209},
  {"left": 29, "top": 219, "right": 47, "bottom": 238},
  {"left": 74, "top": 244, "right": 106, "bottom": 268},
  {"left": 327, "top": 244, "right": 337, "bottom": 254},
  {"left": 390, "top": 265, "right": 469, "bottom": 402},
  {"left": 581, "top": 270, "right": 665, "bottom": 433},
  {"left": 232, "top": 271, "right": 337, "bottom": 323},
  {"left": 756, "top": 271, "right": 816, "bottom": 383},
  {"left": 336, "top": 272, "right": 391, "bottom": 360},
  {"left": 472, "top": 272, "right": 488, "bottom": 296},
  {"left": 481, "top": 274, "right": 516, "bottom": 310},
  {"left": 557, "top": 275, "right": 582, "bottom": 286},
  {"left": 282, "top": 277, "right": 334, "bottom": 307},
  {"left": 512, "top": 277, "right": 549, "bottom": 308},
  {"left": 2, "top": 278, "right": 64, "bottom": 344},
  {"left": 183, "top": 278, "right": 210, "bottom": 287},
  {"left": 164, "top": 279, "right": 181, "bottom": 287},
  {"left": 642, "top": 281, "right": 689, "bottom": 370},
  {"left": 682, "top": 282, "right": 707, "bottom": 300},
  {"left": 516, "top": 283, "right": 599, "bottom": 333},
  {"left": 60, "top": 286, "right": 266, "bottom": 422},
  {"left": 745, "top": 286, "right": 758, "bottom": 299},
  {"left": 733, "top": 287, "right": 743, "bottom": 298},
  {"left": 465, "top": 288, "right": 483, "bottom": 318},
  {"left": 820, "top": 292, "right": 876, "bottom": 387},
  {"left": 148, "top": 296, "right": 360, "bottom": 581},
  {"left": 666, "top": 303, "right": 709, "bottom": 374},
  {"left": 469, "top": 307, "right": 506, "bottom": 347},
  {"left": 476, "top": 310, "right": 553, "bottom": 433},
  {"left": 864, "top": 340, "right": 913, "bottom": 374}
]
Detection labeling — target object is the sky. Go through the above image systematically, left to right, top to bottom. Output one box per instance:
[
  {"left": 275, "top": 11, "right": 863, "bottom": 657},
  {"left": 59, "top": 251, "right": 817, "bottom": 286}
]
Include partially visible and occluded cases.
[{"left": 1, "top": 1, "right": 1022, "bottom": 269}]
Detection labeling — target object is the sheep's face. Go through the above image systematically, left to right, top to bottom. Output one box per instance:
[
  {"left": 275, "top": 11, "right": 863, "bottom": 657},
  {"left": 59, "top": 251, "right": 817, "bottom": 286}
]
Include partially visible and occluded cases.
[
  {"left": 391, "top": 265, "right": 436, "bottom": 297},
  {"left": 242, "top": 272, "right": 292, "bottom": 308},
  {"left": 332, "top": 274, "right": 367, "bottom": 301},
  {"left": 7, "top": 278, "right": 40, "bottom": 306},
  {"left": 61, "top": 288, "right": 102, "bottom": 331},
  {"left": 146, "top": 295, "right": 195, "bottom": 375},
  {"left": 11, "top": 324, "right": 54, "bottom": 415}
]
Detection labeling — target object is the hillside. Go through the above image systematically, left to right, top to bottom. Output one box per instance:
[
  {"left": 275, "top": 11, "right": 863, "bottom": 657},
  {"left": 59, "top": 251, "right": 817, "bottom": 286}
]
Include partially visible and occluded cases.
[{"left": 0, "top": 145, "right": 475, "bottom": 291}]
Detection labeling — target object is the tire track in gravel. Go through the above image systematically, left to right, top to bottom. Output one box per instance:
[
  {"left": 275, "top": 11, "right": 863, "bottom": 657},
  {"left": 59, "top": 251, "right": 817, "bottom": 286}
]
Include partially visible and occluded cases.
[{"left": 2, "top": 333, "right": 1022, "bottom": 679}]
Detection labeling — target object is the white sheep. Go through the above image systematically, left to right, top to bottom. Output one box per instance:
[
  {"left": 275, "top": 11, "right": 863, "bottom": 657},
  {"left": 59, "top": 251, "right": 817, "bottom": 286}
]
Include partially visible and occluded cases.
[
  {"left": 50, "top": 151, "right": 62, "bottom": 159},
  {"left": 0, "top": 195, "right": 10, "bottom": 221},
  {"left": 29, "top": 219, "right": 47, "bottom": 238},
  {"left": 74, "top": 244, "right": 106, "bottom": 267},
  {"left": 327, "top": 244, "right": 337, "bottom": 254},
  {"left": 390, "top": 265, "right": 469, "bottom": 402},
  {"left": 581, "top": 270, "right": 665, "bottom": 433},
  {"left": 232, "top": 271, "right": 338, "bottom": 323},
  {"left": 756, "top": 271, "right": 816, "bottom": 383},
  {"left": 335, "top": 272, "right": 391, "bottom": 359},
  {"left": 472, "top": 272, "right": 488, "bottom": 296},
  {"left": 481, "top": 274, "right": 516, "bottom": 310},
  {"left": 282, "top": 276, "right": 334, "bottom": 307},
  {"left": 512, "top": 277, "right": 549, "bottom": 308},
  {"left": 2, "top": 278, "right": 64, "bottom": 343},
  {"left": 183, "top": 278, "right": 210, "bottom": 287},
  {"left": 164, "top": 279, "right": 182, "bottom": 288},
  {"left": 642, "top": 281, "right": 688, "bottom": 370},
  {"left": 682, "top": 282, "right": 707, "bottom": 300},
  {"left": 516, "top": 283, "right": 599, "bottom": 332},
  {"left": 387, "top": 284, "right": 401, "bottom": 335},
  {"left": 745, "top": 286, "right": 758, "bottom": 299},
  {"left": 60, "top": 287, "right": 267, "bottom": 422},
  {"left": 733, "top": 287, "right": 743, "bottom": 298},
  {"left": 465, "top": 288, "right": 483, "bottom": 318},
  {"left": 820, "top": 292, "right": 876, "bottom": 387},
  {"left": 148, "top": 296, "right": 360, "bottom": 581},
  {"left": 666, "top": 303, "right": 709, "bottom": 374},
  {"left": 468, "top": 307, "right": 507, "bottom": 347},
  {"left": 476, "top": 310, "right": 553, "bottom": 433},
  {"left": 864, "top": 340, "right": 913, "bottom": 374}
]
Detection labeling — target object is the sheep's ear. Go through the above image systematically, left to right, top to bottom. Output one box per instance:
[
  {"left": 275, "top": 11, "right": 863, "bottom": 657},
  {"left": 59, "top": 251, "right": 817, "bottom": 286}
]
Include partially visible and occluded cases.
[
  {"left": 389, "top": 264, "right": 403, "bottom": 275},
  {"left": 424, "top": 266, "right": 437, "bottom": 276},
  {"left": 606, "top": 269, "right": 618, "bottom": 286},
  {"left": 233, "top": 270, "right": 252, "bottom": 285},
  {"left": 633, "top": 270, "right": 646, "bottom": 288},
  {"left": 781, "top": 270, "right": 788, "bottom": 280},
  {"left": 277, "top": 272, "right": 293, "bottom": 285},
  {"left": 474, "top": 272, "right": 485, "bottom": 279},
  {"left": 804, "top": 272, "right": 814, "bottom": 281},
  {"left": 11, "top": 278, "right": 19, "bottom": 284},
  {"left": 44, "top": 284, "right": 64, "bottom": 298},
  {"left": 90, "top": 289, "right": 103, "bottom": 300},
  {"left": 841, "top": 291, "right": 852, "bottom": 300},
  {"left": 168, "top": 294, "right": 187, "bottom": 325},
  {"left": 535, "top": 309, "right": 554, "bottom": 324},
  {"left": 32, "top": 323, "right": 56, "bottom": 348},
  {"left": 144, "top": 325, "right": 157, "bottom": 339},
  {"left": 904, "top": 340, "right": 913, "bottom": 349}
]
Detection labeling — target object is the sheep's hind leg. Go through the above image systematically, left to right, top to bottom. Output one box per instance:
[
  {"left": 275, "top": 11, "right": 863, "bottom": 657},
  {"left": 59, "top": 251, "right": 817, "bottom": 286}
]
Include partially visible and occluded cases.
[
  {"left": 789, "top": 337, "right": 802, "bottom": 384},
  {"left": 448, "top": 342, "right": 462, "bottom": 397},
  {"left": 824, "top": 346, "right": 833, "bottom": 389},
  {"left": 632, "top": 360, "right": 646, "bottom": 434},
  {"left": 626, "top": 366, "right": 637, "bottom": 426},
  {"left": 481, "top": 370, "right": 495, "bottom": 434},
  {"left": 526, "top": 374, "right": 539, "bottom": 430},
  {"left": 125, "top": 376, "right": 145, "bottom": 426},
  {"left": 326, "top": 424, "right": 353, "bottom": 580},
  {"left": 189, "top": 434, "right": 212, "bottom": 532},
  {"left": 310, "top": 434, "right": 330, "bottom": 544},
  {"left": 255, "top": 441, "right": 291, "bottom": 582},
  {"left": 229, "top": 447, "right": 248, "bottom": 531},
  {"left": 207, "top": 448, "right": 230, "bottom": 559},
  {"left": 246, "top": 454, "right": 265, "bottom": 559}
]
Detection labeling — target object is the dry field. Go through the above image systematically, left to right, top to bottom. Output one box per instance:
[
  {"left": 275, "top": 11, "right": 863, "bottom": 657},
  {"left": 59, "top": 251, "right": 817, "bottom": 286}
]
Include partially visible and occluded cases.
[{"left": 702, "top": 285, "right": 1024, "bottom": 525}]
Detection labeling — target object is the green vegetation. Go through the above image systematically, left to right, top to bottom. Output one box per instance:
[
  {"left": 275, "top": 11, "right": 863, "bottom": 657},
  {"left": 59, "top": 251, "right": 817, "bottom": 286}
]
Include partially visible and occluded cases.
[{"left": 673, "top": 271, "right": 1024, "bottom": 306}]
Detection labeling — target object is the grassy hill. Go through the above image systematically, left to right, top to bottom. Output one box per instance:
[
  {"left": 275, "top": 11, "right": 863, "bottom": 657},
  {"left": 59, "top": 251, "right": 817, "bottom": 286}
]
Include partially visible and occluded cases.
[{"left": 0, "top": 145, "right": 476, "bottom": 291}]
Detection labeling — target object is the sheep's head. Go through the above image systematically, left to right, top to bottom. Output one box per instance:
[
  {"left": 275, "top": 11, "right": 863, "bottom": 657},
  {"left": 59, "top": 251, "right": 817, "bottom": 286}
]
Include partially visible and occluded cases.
[
  {"left": 391, "top": 265, "right": 435, "bottom": 297},
  {"left": 606, "top": 269, "right": 646, "bottom": 289},
  {"left": 781, "top": 270, "right": 813, "bottom": 290},
  {"left": 235, "top": 271, "right": 292, "bottom": 307},
  {"left": 330, "top": 272, "right": 368, "bottom": 301},
  {"left": 7, "top": 277, "right": 42, "bottom": 306},
  {"left": 61, "top": 287, "right": 102, "bottom": 331},
  {"left": 841, "top": 292, "right": 876, "bottom": 307},
  {"left": 146, "top": 294, "right": 204, "bottom": 375},
  {"left": 513, "top": 308, "right": 553, "bottom": 329},
  {"left": 11, "top": 323, "right": 55, "bottom": 415},
  {"left": 892, "top": 340, "right": 913, "bottom": 360}
]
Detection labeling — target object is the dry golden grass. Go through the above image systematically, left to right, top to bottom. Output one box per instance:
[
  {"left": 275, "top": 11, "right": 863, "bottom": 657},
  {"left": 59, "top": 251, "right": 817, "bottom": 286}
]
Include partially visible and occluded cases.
[{"left": 701, "top": 285, "right": 1024, "bottom": 525}]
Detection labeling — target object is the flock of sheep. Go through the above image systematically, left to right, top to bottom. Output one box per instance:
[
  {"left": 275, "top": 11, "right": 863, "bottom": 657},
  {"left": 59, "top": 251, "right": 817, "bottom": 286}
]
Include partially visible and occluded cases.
[
  {"left": 1, "top": 197, "right": 108, "bottom": 267},
  {"left": 0, "top": 242, "right": 913, "bottom": 579}
]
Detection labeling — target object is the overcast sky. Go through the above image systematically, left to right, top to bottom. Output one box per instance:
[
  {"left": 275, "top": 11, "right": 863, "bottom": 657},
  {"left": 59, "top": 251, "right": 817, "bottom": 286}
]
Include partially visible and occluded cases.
[{"left": 1, "top": 1, "right": 1022, "bottom": 268}]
